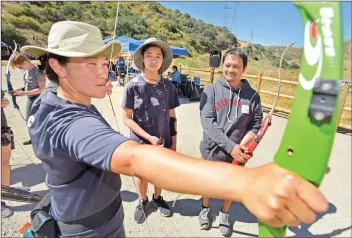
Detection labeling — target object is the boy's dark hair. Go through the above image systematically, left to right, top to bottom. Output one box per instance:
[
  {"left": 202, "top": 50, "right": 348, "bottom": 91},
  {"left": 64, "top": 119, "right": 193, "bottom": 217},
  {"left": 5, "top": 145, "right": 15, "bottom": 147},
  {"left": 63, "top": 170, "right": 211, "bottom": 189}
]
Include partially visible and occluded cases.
[
  {"left": 141, "top": 44, "right": 165, "bottom": 58},
  {"left": 222, "top": 48, "right": 248, "bottom": 69},
  {"left": 43, "top": 53, "right": 69, "bottom": 84},
  {"left": 172, "top": 65, "right": 178, "bottom": 71}
]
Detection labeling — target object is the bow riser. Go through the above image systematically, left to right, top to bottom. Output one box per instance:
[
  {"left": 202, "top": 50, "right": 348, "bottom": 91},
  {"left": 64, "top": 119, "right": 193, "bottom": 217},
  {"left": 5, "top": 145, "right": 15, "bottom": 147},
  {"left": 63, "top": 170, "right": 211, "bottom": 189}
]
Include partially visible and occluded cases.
[
  {"left": 276, "top": 1, "right": 343, "bottom": 189},
  {"left": 259, "top": 2, "right": 343, "bottom": 237},
  {"left": 6, "top": 41, "right": 26, "bottom": 121},
  {"left": 5, "top": 72, "right": 20, "bottom": 110}
]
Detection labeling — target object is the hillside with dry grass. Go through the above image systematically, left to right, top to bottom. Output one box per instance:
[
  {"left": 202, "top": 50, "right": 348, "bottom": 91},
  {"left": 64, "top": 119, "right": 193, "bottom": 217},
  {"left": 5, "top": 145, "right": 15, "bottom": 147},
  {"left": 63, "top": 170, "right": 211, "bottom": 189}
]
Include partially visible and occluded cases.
[
  {"left": 1, "top": 1, "right": 350, "bottom": 128},
  {"left": 1, "top": 1, "right": 237, "bottom": 57},
  {"left": 174, "top": 38, "right": 351, "bottom": 83}
]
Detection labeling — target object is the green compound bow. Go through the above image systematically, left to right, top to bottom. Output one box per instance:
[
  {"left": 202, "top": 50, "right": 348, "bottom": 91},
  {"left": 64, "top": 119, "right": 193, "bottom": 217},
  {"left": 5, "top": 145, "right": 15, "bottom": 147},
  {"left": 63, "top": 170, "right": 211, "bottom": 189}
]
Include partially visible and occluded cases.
[{"left": 258, "top": 2, "right": 343, "bottom": 237}]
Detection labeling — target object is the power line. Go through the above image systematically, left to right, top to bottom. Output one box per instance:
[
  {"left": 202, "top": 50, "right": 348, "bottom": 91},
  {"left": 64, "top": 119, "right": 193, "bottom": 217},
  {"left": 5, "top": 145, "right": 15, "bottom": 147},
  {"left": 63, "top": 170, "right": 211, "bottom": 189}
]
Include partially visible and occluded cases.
[
  {"left": 231, "top": 2, "right": 238, "bottom": 33},
  {"left": 223, "top": 3, "right": 238, "bottom": 33},
  {"left": 223, "top": 4, "right": 229, "bottom": 29}
]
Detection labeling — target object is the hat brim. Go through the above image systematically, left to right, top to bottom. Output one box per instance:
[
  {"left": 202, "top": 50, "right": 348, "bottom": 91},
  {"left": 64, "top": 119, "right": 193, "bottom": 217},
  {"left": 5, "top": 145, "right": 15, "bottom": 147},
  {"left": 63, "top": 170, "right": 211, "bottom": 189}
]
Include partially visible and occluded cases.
[
  {"left": 133, "top": 39, "right": 173, "bottom": 74},
  {"left": 21, "top": 40, "right": 122, "bottom": 59}
]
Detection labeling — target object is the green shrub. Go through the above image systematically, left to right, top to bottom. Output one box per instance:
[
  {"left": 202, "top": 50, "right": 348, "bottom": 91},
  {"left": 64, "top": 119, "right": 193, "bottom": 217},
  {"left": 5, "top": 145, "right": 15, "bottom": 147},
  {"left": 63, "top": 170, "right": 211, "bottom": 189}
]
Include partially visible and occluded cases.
[
  {"left": 6, "top": 4, "right": 25, "bottom": 16},
  {"left": 13, "top": 15, "right": 41, "bottom": 32},
  {"left": 40, "top": 21, "right": 53, "bottom": 35},
  {"left": 1, "top": 22, "right": 27, "bottom": 46},
  {"left": 289, "top": 62, "right": 300, "bottom": 69}
]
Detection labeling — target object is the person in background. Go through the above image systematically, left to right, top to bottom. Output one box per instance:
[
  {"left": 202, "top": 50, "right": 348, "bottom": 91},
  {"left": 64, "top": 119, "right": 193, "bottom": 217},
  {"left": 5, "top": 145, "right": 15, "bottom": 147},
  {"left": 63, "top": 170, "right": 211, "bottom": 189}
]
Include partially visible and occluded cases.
[
  {"left": 121, "top": 38, "right": 180, "bottom": 223},
  {"left": 198, "top": 48, "right": 263, "bottom": 236},
  {"left": 10, "top": 52, "right": 46, "bottom": 145},
  {"left": 38, "top": 55, "right": 58, "bottom": 94},
  {"left": 116, "top": 55, "right": 126, "bottom": 77},
  {"left": 170, "top": 65, "right": 181, "bottom": 86},
  {"left": 1, "top": 90, "right": 30, "bottom": 218},
  {"left": 1, "top": 90, "right": 15, "bottom": 218}
]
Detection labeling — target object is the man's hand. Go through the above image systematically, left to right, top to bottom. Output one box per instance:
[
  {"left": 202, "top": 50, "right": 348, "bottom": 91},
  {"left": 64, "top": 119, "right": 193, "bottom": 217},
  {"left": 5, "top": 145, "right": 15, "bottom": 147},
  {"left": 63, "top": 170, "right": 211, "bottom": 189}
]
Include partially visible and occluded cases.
[
  {"left": 106, "top": 80, "right": 113, "bottom": 95},
  {"left": 1, "top": 97, "right": 10, "bottom": 108},
  {"left": 230, "top": 144, "right": 252, "bottom": 164},
  {"left": 241, "top": 163, "right": 329, "bottom": 227}
]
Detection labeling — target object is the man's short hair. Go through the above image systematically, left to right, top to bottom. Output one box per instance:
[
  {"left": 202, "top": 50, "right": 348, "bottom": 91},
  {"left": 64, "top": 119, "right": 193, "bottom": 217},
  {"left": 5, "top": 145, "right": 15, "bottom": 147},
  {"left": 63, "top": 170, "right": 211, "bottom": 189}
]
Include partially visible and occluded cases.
[{"left": 222, "top": 48, "right": 248, "bottom": 69}]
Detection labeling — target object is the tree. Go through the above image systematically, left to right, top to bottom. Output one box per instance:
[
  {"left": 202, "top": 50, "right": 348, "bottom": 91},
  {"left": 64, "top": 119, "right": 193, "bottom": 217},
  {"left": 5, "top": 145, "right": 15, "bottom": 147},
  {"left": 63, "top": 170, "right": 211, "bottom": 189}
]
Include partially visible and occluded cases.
[
  {"left": 1, "top": 22, "right": 27, "bottom": 46},
  {"left": 273, "top": 58, "right": 289, "bottom": 68},
  {"left": 289, "top": 62, "right": 300, "bottom": 69}
]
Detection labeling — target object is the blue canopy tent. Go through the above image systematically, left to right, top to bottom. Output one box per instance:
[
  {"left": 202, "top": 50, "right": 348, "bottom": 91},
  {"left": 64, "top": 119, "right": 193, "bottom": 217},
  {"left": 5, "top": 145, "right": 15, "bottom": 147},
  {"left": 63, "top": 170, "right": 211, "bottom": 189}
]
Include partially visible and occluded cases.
[
  {"left": 104, "top": 35, "right": 188, "bottom": 56},
  {"left": 104, "top": 35, "right": 138, "bottom": 52}
]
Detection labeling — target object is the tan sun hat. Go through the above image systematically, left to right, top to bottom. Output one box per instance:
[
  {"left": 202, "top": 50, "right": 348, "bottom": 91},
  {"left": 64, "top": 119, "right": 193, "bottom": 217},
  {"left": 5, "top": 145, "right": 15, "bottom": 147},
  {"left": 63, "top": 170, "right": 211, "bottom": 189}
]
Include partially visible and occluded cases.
[
  {"left": 21, "top": 21, "right": 121, "bottom": 59},
  {"left": 133, "top": 38, "right": 173, "bottom": 74}
]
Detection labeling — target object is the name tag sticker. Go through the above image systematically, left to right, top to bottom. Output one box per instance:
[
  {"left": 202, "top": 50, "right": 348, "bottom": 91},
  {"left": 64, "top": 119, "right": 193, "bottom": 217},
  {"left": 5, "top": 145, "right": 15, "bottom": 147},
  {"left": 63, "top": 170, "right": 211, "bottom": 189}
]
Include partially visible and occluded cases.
[{"left": 242, "top": 105, "right": 249, "bottom": 114}]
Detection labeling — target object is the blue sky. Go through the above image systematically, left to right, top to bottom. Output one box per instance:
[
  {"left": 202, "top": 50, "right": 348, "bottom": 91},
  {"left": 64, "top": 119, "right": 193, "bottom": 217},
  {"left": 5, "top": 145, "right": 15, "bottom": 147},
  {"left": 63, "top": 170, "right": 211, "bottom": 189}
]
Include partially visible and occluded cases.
[{"left": 159, "top": 1, "right": 352, "bottom": 48}]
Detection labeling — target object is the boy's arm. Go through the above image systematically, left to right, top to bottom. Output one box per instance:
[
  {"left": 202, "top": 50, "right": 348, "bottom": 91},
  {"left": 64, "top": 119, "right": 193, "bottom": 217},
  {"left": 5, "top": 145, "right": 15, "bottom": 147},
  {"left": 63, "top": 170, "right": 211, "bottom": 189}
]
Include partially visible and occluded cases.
[
  {"left": 18, "top": 69, "right": 46, "bottom": 96},
  {"left": 23, "top": 81, "right": 46, "bottom": 96},
  {"left": 168, "top": 81, "right": 180, "bottom": 151},
  {"left": 120, "top": 84, "right": 161, "bottom": 145},
  {"left": 121, "top": 108, "right": 159, "bottom": 145},
  {"left": 169, "top": 109, "right": 177, "bottom": 151}
]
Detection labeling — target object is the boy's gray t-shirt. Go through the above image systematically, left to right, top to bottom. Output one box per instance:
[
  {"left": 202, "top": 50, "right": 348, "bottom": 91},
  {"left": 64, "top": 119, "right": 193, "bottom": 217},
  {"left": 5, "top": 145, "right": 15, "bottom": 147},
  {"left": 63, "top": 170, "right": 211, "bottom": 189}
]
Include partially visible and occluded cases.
[
  {"left": 24, "top": 65, "right": 44, "bottom": 94},
  {"left": 121, "top": 75, "right": 180, "bottom": 148},
  {"left": 28, "top": 91, "right": 128, "bottom": 237}
]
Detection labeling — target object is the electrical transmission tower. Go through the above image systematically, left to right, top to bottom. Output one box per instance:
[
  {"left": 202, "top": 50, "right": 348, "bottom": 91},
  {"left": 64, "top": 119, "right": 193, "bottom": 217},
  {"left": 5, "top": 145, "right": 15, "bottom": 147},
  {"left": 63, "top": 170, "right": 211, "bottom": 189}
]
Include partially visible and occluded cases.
[
  {"left": 223, "top": 2, "right": 238, "bottom": 33},
  {"left": 250, "top": 28, "right": 254, "bottom": 43}
]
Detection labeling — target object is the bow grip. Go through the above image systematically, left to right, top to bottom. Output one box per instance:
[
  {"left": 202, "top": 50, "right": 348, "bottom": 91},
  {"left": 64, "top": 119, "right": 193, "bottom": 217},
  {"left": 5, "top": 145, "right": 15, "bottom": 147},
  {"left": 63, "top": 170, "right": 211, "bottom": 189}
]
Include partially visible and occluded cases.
[{"left": 246, "top": 115, "right": 272, "bottom": 154}]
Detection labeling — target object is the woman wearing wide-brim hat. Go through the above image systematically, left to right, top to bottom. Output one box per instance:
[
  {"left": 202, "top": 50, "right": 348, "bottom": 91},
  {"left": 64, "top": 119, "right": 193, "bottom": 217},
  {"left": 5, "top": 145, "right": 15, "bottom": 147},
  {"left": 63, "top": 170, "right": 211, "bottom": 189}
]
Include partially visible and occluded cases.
[
  {"left": 20, "top": 21, "right": 329, "bottom": 238},
  {"left": 121, "top": 38, "right": 180, "bottom": 223}
]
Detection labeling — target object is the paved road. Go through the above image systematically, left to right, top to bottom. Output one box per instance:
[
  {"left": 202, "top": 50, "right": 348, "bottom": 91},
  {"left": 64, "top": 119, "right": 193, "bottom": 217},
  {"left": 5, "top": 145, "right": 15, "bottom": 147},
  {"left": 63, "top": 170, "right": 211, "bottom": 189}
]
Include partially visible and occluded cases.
[{"left": 1, "top": 67, "right": 351, "bottom": 237}]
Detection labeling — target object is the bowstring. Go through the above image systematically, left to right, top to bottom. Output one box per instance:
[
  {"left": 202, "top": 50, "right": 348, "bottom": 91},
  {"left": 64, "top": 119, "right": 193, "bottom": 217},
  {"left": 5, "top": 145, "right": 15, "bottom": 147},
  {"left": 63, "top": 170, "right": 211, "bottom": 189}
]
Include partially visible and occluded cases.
[{"left": 108, "top": 3, "right": 152, "bottom": 237}]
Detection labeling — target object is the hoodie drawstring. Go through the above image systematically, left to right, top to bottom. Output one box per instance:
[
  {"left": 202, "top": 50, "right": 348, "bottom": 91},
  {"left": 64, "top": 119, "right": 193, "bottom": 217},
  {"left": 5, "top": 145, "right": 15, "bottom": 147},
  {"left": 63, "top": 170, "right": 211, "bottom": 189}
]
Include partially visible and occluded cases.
[
  {"left": 227, "top": 88, "right": 241, "bottom": 123},
  {"left": 226, "top": 89, "right": 233, "bottom": 123},
  {"left": 236, "top": 89, "right": 241, "bottom": 119}
]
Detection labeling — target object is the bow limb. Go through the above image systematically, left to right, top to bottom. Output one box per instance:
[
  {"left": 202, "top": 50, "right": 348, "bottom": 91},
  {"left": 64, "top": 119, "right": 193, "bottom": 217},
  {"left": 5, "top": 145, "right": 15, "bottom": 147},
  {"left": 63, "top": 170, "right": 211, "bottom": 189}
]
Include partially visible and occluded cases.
[
  {"left": 258, "top": 2, "right": 343, "bottom": 237},
  {"left": 6, "top": 40, "right": 18, "bottom": 108},
  {"left": 249, "top": 40, "right": 295, "bottom": 118},
  {"left": 5, "top": 41, "right": 26, "bottom": 121},
  {"left": 239, "top": 41, "right": 296, "bottom": 158},
  {"left": 269, "top": 41, "right": 296, "bottom": 119}
]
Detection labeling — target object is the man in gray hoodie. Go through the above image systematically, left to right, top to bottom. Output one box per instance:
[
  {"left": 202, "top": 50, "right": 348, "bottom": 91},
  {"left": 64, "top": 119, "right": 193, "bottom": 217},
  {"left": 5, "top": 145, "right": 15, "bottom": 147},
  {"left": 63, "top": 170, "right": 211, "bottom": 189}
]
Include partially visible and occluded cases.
[{"left": 198, "top": 48, "right": 263, "bottom": 235}]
